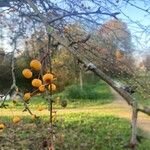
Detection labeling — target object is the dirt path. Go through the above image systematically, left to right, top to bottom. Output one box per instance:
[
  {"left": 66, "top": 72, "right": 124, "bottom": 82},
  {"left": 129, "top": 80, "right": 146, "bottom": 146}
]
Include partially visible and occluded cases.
[{"left": 109, "top": 88, "right": 150, "bottom": 137}]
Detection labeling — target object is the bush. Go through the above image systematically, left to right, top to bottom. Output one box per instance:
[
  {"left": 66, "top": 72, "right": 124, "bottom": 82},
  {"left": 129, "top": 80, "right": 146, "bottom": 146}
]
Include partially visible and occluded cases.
[
  {"left": 65, "top": 81, "right": 113, "bottom": 100},
  {"left": 66, "top": 85, "right": 98, "bottom": 99}
]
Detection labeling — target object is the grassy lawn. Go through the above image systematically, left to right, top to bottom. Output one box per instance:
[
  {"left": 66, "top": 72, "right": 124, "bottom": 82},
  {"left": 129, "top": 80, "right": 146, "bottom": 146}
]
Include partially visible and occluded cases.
[
  {"left": 0, "top": 81, "right": 150, "bottom": 149},
  {"left": 0, "top": 114, "right": 150, "bottom": 150}
]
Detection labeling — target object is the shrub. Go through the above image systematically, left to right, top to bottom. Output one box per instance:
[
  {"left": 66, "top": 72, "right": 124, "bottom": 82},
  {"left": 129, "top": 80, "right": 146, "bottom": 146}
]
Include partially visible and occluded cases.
[{"left": 65, "top": 82, "right": 111, "bottom": 100}]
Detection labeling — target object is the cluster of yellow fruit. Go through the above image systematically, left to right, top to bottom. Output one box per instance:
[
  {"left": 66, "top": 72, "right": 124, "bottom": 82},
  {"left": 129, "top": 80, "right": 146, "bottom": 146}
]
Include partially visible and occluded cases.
[{"left": 22, "top": 59, "right": 56, "bottom": 102}]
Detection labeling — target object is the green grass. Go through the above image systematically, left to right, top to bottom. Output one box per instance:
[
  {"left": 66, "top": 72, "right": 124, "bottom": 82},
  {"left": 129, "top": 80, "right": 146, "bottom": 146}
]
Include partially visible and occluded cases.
[
  {"left": 4, "top": 80, "right": 114, "bottom": 109},
  {"left": 54, "top": 81, "right": 114, "bottom": 106},
  {"left": 65, "top": 82, "right": 112, "bottom": 100},
  {"left": 0, "top": 114, "right": 149, "bottom": 150}
]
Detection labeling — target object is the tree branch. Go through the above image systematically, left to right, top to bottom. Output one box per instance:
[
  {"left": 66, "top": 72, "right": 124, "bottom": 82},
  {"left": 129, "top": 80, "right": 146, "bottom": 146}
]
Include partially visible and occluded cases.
[
  {"left": 26, "top": 0, "right": 150, "bottom": 116},
  {"left": 48, "top": 10, "right": 120, "bottom": 24}
]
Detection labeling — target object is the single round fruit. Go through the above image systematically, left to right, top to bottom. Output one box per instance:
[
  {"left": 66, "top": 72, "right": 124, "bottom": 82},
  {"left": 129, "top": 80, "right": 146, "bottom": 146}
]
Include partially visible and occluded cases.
[
  {"left": 115, "top": 50, "right": 123, "bottom": 60},
  {"left": 30, "top": 59, "right": 42, "bottom": 71},
  {"left": 22, "top": 69, "right": 32, "bottom": 78},
  {"left": 43, "top": 73, "right": 53, "bottom": 83},
  {"left": 32, "top": 79, "right": 42, "bottom": 88},
  {"left": 48, "top": 84, "right": 56, "bottom": 91},
  {"left": 38, "top": 85, "right": 45, "bottom": 92},
  {"left": 23, "top": 93, "right": 31, "bottom": 102},
  {"left": 13, "top": 99, "right": 18, "bottom": 104},
  {"left": 61, "top": 100, "right": 67, "bottom": 108},
  {"left": 37, "top": 105, "right": 44, "bottom": 111},
  {"left": 31, "top": 114, "right": 37, "bottom": 120},
  {"left": 13, "top": 116, "right": 21, "bottom": 124},
  {"left": 0, "top": 123, "right": 5, "bottom": 130},
  {"left": 42, "top": 140, "right": 48, "bottom": 148}
]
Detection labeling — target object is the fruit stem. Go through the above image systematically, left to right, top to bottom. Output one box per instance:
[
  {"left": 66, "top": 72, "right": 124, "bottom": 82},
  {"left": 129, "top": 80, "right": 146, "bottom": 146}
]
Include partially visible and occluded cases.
[{"left": 48, "top": 33, "right": 54, "bottom": 149}]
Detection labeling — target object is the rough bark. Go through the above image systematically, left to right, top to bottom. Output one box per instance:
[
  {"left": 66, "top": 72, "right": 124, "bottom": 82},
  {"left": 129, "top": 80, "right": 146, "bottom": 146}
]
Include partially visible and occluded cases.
[
  {"left": 79, "top": 64, "right": 83, "bottom": 91},
  {"left": 130, "top": 102, "right": 138, "bottom": 149}
]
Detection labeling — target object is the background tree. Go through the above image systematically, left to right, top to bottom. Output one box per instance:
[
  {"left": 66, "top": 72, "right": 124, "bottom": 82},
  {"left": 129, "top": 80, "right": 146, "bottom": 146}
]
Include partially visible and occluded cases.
[
  {"left": 97, "top": 19, "right": 134, "bottom": 77},
  {"left": 100, "top": 19, "right": 132, "bottom": 52},
  {"left": 0, "top": 48, "right": 5, "bottom": 64},
  {"left": 0, "top": 53, "right": 11, "bottom": 93},
  {"left": 143, "top": 53, "right": 150, "bottom": 72}
]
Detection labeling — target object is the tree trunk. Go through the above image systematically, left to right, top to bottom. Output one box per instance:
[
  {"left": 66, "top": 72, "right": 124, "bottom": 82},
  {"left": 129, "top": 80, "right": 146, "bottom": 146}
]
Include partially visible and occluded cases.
[
  {"left": 73, "top": 56, "right": 78, "bottom": 84},
  {"left": 79, "top": 65, "right": 83, "bottom": 91},
  {"left": 130, "top": 102, "right": 138, "bottom": 149}
]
